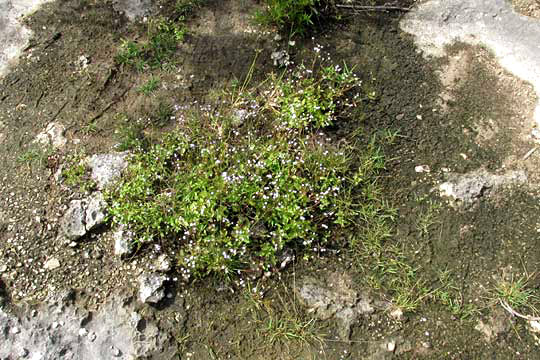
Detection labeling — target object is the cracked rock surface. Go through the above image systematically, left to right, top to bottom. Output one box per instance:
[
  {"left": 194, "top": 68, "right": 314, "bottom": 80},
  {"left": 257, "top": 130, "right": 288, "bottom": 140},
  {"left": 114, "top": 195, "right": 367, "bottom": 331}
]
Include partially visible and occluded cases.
[
  {"left": 60, "top": 192, "right": 107, "bottom": 241},
  {"left": 296, "top": 272, "right": 375, "bottom": 340},
  {"left": 0, "top": 290, "right": 172, "bottom": 359}
]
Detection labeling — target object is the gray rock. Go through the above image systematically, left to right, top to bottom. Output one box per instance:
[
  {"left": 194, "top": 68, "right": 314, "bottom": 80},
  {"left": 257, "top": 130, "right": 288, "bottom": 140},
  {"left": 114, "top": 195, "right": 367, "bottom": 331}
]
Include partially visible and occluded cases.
[
  {"left": 0, "top": 0, "right": 52, "bottom": 77},
  {"left": 113, "top": 0, "right": 151, "bottom": 21},
  {"left": 271, "top": 50, "right": 290, "bottom": 67},
  {"left": 33, "top": 122, "right": 67, "bottom": 149},
  {"left": 87, "top": 153, "right": 129, "bottom": 190},
  {"left": 438, "top": 169, "right": 527, "bottom": 205},
  {"left": 60, "top": 192, "right": 107, "bottom": 241},
  {"left": 85, "top": 192, "right": 106, "bottom": 231},
  {"left": 60, "top": 200, "right": 87, "bottom": 241},
  {"left": 113, "top": 226, "right": 135, "bottom": 257},
  {"left": 154, "top": 254, "right": 171, "bottom": 273},
  {"left": 296, "top": 272, "right": 374, "bottom": 340},
  {"left": 138, "top": 273, "right": 168, "bottom": 304},
  {"left": 0, "top": 292, "right": 171, "bottom": 359}
]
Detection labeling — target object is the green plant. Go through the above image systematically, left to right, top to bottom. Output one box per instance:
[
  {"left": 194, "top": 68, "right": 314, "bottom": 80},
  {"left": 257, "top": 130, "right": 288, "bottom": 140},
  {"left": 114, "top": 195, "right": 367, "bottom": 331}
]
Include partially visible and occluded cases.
[
  {"left": 255, "top": 0, "right": 335, "bottom": 37},
  {"left": 115, "top": 16, "right": 186, "bottom": 71},
  {"left": 107, "top": 58, "right": 373, "bottom": 280},
  {"left": 266, "top": 62, "right": 359, "bottom": 129},
  {"left": 137, "top": 77, "right": 160, "bottom": 95},
  {"left": 152, "top": 101, "right": 174, "bottom": 127},
  {"left": 115, "top": 118, "right": 147, "bottom": 151},
  {"left": 17, "top": 146, "right": 51, "bottom": 169},
  {"left": 62, "top": 153, "right": 96, "bottom": 193},
  {"left": 415, "top": 199, "right": 441, "bottom": 237},
  {"left": 432, "top": 269, "right": 479, "bottom": 320},
  {"left": 495, "top": 273, "right": 539, "bottom": 315},
  {"left": 243, "top": 282, "right": 324, "bottom": 349}
]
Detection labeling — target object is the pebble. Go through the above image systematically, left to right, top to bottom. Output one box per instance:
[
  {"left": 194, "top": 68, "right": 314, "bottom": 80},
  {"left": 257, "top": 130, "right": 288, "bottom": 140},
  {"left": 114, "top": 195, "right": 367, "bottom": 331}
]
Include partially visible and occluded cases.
[
  {"left": 415, "top": 165, "right": 430, "bottom": 173},
  {"left": 44, "top": 258, "right": 60, "bottom": 270},
  {"left": 11, "top": 326, "right": 21, "bottom": 334},
  {"left": 78, "top": 328, "right": 88, "bottom": 336},
  {"left": 387, "top": 340, "right": 396, "bottom": 352}
]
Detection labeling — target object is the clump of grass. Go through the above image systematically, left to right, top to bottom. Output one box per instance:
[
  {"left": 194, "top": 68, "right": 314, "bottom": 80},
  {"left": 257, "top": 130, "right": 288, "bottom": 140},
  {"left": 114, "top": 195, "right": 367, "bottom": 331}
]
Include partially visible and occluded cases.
[
  {"left": 254, "top": 0, "right": 336, "bottom": 37},
  {"left": 116, "top": 16, "right": 186, "bottom": 71},
  {"left": 107, "top": 58, "right": 371, "bottom": 280},
  {"left": 137, "top": 77, "right": 160, "bottom": 95},
  {"left": 114, "top": 114, "right": 148, "bottom": 151},
  {"left": 16, "top": 146, "right": 51, "bottom": 168},
  {"left": 62, "top": 152, "right": 96, "bottom": 193},
  {"left": 431, "top": 269, "right": 479, "bottom": 320},
  {"left": 495, "top": 273, "right": 540, "bottom": 315},
  {"left": 243, "top": 281, "right": 325, "bottom": 351}
]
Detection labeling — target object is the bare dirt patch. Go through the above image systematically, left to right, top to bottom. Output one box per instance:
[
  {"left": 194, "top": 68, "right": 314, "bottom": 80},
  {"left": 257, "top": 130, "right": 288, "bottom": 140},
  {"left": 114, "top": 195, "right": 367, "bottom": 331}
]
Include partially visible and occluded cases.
[{"left": 512, "top": 0, "right": 540, "bottom": 18}]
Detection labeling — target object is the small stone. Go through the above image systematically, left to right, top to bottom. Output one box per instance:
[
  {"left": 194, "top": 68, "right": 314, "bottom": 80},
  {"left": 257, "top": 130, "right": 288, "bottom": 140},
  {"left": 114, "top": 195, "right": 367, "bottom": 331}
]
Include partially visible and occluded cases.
[
  {"left": 396, "top": 113, "right": 405, "bottom": 120},
  {"left": 416, "top": 114, "right": 423, "bottom": 120},
  {"left": 33, "top": 122, "right": 67, "bottom": 149},
  {"left": 415, "top": 165, "right": 430, "bottom": 173},
  {"left": 85, "top": 192, "right": 107, "bottom": 231},
  {"left": 60, "top": 200, "right": 86, "bottom": 241},
  {"left": 114, "top": 226, "right": 135, "bottom": 257},
  {"left": 154, "top": 254, "right": 171, "bottom": 272},
  {"left": 44, "top": 258, "right": 60, "bottom": 270},
  {"left": 0, "top": 264, "right": 7, "bottom": 273},
  {"left": 138, "top": 272, "right": 168, "bottom": 304},
  {"left": 529, "top": 320, "right": 540, "bottom": 333},
  {"left": 10, "top": 326, "right": 20, "bottom": 334},
  {"left": 78, "top": 328, "right": 88, "bottom": 336},
  {"left": 387, "top": 340, "right": 396, "bottom": 352}
]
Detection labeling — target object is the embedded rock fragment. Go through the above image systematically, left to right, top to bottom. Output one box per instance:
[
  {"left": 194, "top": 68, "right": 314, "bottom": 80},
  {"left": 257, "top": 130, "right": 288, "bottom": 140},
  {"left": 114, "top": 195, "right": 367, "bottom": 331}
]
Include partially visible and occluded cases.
[
  {"left": 34, "top": 122, "right": 67, "bottom": 149},
  {"left": 87, "top": 152, "right": 129, "bottom": 190},
  {"left": 438, "top": 169, "right": 527, "bottom": 205},
  {"left": 60, "top": 192, "right": 107, "bottom": 241},
  {"left": 113, "top": 226, "right": 135, "bottom": 257},
  {"left": 296, "top": 272, "right": 374, "bottom": 340},
  {"left": 138, "top": 273, "right": 168, "bottom": 304}
]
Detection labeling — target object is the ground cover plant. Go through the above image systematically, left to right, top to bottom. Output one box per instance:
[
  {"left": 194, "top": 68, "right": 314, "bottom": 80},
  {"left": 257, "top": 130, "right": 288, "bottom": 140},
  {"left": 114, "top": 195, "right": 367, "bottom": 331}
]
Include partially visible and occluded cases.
[
  {"left": 115, "top": 0, "right": 202, "bottom": 71},
  {"left": 255, "top": 0, "right": 336, "bottom": 37},
  {"left": 107, "top": 56, "right": 390, "bottom": 281}
]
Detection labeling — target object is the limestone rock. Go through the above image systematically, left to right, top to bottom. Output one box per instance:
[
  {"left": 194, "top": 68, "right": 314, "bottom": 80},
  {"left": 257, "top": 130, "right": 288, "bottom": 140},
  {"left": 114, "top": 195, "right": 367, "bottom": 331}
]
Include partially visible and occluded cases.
[
  {"left": 34, "top": 122, "right": 67, "bottom": 149},
  {"left": 87, "top": 153, "right": 129, "bottom": 190},
  {"left": 438, "top": 169, "right": 527, "bottom": 205},
  {"left": 60, "top": 192, "right": 107, "bottom": 241},
  {"left": 85, "top": 192, "right": 106, "bottom": 231},
  {"left": 60, "top": 200, "right": 86, "bottom": 241},
  {"left": 113, "top": 226, "right": 135, "bottom": 257},
  {"left": 154, "top": 254, "right": 171, "bottom": 273},
  {"left": 296, "top": 272, "right": 374, "bottom": 340},
  {"left": 138, "top": 273, "right": 168, "bottom": 304}
]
